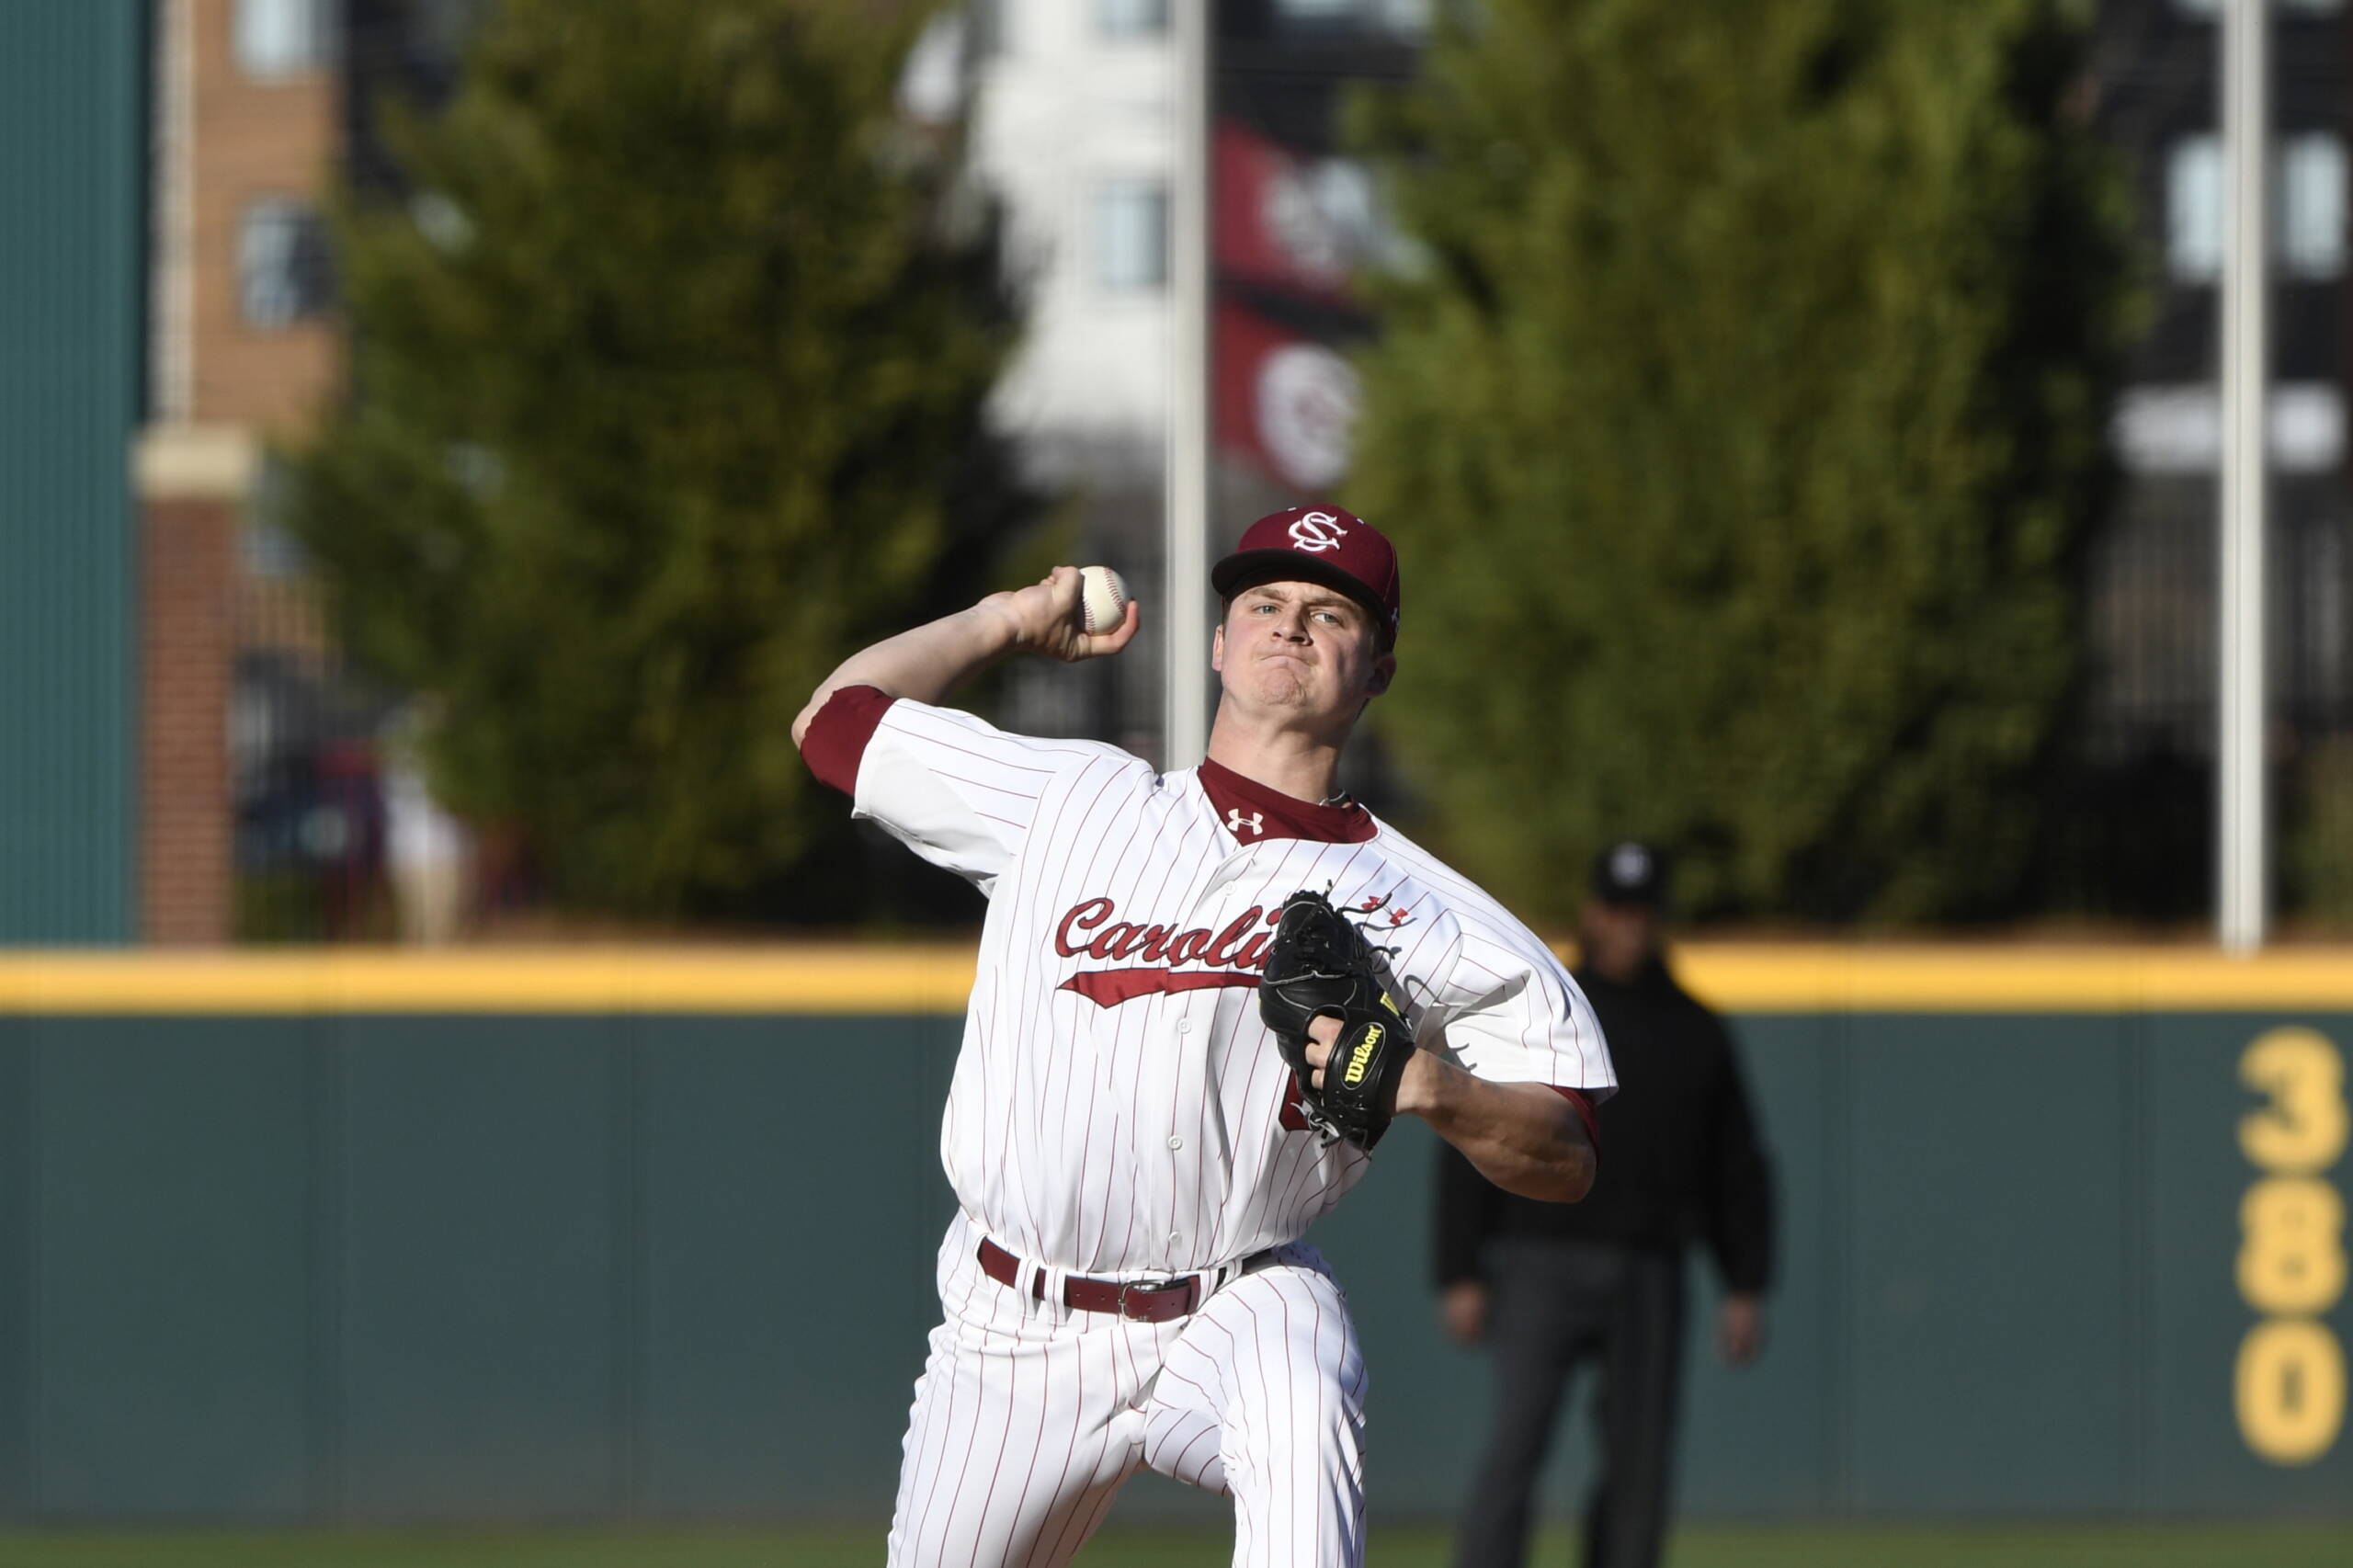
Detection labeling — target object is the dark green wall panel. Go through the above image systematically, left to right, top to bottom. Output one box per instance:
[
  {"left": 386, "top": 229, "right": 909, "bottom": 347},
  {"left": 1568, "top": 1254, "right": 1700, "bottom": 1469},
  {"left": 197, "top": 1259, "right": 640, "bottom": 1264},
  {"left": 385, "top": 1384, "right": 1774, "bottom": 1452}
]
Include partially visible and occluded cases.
[
  {"left": 0, "top": 0, "right": 141, "bottom": 943},
  {"left": 0, "top": 1006, "right": 2345, "bottom": 1525},
  {"left": 2144, "top": 1014, "right": 2353, "bottom": 1515},
  {"left": 634, "top": 1016, "right": 952, "bottom": 1515},
  {"left": 1845, "top": 1016, "right": 2137, "bottom": 1511},
  {"left": 1674, "top": 1017, "right": 1837, "bottom": 1514},
  {"left": 334, "top": 1019, "right": 627, "bottom": 1518},
  {"left": 32, "top": 1021, "right": 311, "bottom": 1517},
  {"left": 0, "top": 1023, "right": 31, "bottom": 1515},
  {"left": 1309, "top": 1118, "right": 1463, "bottom": 1518}
]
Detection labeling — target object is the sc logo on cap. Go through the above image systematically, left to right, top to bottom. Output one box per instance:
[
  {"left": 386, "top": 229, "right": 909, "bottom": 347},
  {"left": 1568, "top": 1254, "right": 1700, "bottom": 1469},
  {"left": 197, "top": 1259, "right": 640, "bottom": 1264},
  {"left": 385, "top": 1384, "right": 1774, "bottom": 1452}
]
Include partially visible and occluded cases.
[{"left": 1288, "top": 511, "right": 1348, "bottom": 552}]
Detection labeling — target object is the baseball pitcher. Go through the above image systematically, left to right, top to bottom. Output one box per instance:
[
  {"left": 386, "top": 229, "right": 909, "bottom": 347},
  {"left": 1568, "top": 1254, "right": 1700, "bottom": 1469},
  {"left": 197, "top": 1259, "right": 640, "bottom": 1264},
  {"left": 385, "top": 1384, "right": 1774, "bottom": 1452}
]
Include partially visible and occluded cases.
[{"left": 793, "top": 506, "right": 1613, "bottom": 1567}]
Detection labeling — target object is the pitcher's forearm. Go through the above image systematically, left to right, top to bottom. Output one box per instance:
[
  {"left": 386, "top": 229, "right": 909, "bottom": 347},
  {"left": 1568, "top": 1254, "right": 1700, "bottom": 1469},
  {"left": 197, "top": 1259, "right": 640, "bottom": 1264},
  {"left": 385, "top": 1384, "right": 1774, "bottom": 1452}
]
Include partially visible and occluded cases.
[
  {"left": 793, "top": 568, "right": 1139, "bottom": 748},
  {"left": 792, "top": 601, "right": 1020, "bottom": 746},
  {"left": 1400, "top": 1055, "right": 1596, "bottom": 1203}
]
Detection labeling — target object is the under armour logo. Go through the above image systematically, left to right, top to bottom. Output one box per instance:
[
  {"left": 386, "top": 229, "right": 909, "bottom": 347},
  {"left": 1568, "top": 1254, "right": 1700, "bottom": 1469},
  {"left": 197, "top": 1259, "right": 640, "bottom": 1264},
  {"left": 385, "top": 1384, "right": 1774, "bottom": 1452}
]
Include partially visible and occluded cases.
[
  {"left": 1287, "top": 511, "right": 1347, "bottom": 553},
  {"left": 1226, "top": 808, "right": 1265, "bottom": 837}
]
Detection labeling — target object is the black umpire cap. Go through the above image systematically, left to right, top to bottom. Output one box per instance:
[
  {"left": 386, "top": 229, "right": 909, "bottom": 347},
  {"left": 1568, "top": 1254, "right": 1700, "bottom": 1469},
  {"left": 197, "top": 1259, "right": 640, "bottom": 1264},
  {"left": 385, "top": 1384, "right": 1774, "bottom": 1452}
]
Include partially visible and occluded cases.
[{"left": 1589, "top": 841, "right": 1669, "bottom": 908}]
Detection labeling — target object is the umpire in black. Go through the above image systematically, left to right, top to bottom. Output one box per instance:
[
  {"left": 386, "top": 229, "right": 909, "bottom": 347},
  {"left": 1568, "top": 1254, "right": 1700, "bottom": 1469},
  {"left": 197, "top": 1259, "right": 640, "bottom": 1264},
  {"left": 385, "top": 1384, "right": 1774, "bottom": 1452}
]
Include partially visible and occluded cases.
[{"left": 1436, "top": 842, "right": 1774, "bottom": 1568}]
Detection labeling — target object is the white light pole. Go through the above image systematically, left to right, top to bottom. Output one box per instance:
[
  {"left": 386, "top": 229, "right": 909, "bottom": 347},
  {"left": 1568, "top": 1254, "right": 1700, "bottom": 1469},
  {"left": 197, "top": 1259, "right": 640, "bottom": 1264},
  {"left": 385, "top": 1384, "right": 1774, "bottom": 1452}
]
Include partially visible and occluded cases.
[
  {"left": 1162, "top": 0, "right": 1212, "bottom": 767},
  {"left": 2218, "top": 0, "right": 2269, "bottom": 953}
]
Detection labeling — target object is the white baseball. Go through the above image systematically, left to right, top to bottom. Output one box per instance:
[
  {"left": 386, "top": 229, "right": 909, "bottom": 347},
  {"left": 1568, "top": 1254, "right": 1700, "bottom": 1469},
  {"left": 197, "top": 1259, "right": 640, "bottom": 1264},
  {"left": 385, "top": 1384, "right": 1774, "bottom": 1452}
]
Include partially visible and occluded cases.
[{"left": 1078, "top": 565, "right": 1129, "bottom": 634}]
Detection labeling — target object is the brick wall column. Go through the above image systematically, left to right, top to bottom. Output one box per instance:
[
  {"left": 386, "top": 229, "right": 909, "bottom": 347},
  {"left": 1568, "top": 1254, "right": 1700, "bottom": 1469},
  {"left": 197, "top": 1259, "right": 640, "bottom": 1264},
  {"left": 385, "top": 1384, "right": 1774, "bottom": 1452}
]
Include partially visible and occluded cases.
[{"left": 136, "top": 425, "right": 251, "bottom": 944}]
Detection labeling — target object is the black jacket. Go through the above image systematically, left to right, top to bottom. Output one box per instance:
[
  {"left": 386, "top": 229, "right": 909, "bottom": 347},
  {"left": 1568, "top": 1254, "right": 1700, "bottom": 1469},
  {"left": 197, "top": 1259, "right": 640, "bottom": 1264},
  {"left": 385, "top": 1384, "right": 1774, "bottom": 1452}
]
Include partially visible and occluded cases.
[{"left": 1435, "top": 954, "right": 1775, "bottom": 1295}]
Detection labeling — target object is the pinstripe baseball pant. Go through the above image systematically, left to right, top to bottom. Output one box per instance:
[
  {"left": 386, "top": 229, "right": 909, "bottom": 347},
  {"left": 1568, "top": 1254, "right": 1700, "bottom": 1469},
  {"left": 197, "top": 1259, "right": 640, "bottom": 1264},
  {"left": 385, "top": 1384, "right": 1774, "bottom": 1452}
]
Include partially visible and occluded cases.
[{"left": 886, "top": 1216, "right": 1370, "bottom": 1567}]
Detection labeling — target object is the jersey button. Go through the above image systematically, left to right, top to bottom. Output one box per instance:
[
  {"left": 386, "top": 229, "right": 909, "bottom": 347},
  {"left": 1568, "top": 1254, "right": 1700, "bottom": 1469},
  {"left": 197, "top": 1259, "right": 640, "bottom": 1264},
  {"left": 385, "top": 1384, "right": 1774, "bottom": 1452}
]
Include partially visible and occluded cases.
[
  {"left": 1176, "top": 1019, "right": 1192, "bottom": 1034},
  {"left": 1167, "top": 1135, "right": 1184, "bottom": 1151},
  {"left": 1167, "top": 1232, "right": 1182, "bottom": 1249}
]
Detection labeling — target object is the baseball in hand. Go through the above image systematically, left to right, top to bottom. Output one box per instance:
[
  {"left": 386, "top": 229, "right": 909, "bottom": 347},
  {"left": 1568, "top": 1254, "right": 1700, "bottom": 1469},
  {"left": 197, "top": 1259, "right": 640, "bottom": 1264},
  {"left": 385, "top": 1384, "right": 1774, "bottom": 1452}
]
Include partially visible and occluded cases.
[{"left": 1078, "top": 565, "right": 1130, "bottom": 634}]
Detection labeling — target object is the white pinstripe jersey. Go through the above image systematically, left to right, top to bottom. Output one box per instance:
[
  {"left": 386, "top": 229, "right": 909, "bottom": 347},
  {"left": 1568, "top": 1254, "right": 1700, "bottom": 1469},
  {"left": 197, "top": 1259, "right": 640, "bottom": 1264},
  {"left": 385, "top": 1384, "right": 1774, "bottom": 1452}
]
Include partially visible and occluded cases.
[{"left": 839, "top": 693, "right": 1616, "bottom": 1277}]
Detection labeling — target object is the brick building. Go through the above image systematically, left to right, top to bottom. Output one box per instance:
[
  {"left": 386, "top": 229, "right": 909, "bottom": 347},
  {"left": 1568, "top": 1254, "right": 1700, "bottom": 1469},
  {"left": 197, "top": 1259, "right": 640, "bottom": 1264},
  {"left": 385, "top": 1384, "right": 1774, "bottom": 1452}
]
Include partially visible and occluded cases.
[{"left": 139, "top": 0, "right": 345, "bottom": 942}]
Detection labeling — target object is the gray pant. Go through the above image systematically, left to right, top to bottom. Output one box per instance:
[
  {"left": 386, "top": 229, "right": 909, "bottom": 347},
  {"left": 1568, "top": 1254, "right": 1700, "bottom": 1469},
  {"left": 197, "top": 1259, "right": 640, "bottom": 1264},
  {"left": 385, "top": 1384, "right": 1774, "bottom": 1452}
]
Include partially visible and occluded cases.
[{"left": 1453, "top": 1239, "right": 1687, "bottom": 1568}]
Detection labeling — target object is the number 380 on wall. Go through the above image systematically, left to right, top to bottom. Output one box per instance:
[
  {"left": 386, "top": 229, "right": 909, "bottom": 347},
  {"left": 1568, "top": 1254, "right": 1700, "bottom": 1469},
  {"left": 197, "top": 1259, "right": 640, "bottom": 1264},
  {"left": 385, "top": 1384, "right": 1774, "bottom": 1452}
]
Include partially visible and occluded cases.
[{"left": 2236, "top": 1027, "right": 2349, "bottom": 1465}]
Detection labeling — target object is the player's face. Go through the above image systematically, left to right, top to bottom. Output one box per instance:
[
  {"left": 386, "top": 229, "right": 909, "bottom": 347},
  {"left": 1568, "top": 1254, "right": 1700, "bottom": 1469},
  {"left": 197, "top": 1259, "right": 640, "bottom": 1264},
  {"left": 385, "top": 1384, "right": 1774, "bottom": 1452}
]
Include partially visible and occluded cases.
[{"left": 1211, "top": 581, "right": 1395, "bottom": 728}]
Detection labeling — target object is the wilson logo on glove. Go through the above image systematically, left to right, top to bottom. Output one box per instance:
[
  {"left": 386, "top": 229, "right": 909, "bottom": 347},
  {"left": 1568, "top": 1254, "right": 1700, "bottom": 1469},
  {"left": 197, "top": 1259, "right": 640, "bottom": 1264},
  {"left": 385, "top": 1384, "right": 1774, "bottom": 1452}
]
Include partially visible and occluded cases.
[{"left": 1343, "top": 1027, "right": 1383, "bottom": 1088}]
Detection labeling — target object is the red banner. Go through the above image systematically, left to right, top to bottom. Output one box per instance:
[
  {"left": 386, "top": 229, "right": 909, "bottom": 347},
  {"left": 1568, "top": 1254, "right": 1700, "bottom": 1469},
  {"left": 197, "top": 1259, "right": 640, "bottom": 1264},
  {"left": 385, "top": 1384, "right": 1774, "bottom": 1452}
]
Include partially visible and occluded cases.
[
  {"left": 1214, "top": 121, "right": 1363, "bottom": 302},
  {"left": 1215, "top": 301, "right": 1361, "bottom": 493}
]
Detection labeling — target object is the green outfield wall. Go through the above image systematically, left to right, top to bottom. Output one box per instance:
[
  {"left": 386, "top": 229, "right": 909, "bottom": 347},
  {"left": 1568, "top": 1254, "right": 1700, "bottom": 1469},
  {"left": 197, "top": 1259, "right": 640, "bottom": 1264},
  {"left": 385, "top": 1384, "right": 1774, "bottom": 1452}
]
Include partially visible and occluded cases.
[
  {"left": 0, "top": 2, "right": 143, "bottom": 944},
  {"left": 0, "top": 948, "right": 2347, "bottom": 1525}
]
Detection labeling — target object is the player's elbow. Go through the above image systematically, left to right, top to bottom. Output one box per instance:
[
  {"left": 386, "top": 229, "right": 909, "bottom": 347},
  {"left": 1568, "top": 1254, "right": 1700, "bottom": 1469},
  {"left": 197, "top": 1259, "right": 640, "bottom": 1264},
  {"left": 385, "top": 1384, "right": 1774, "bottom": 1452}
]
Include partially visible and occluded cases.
[
  {"left": 791, "top": 676, "right": 848, "bottom": 752},
  {"left": 790, "top": 693, "right": 823, "bottom": 753},
  {"left": 1528, "top": 1085, "right": 1597, "bottom": 1202},
  {"left": 1529, "top": 1104, "right": 1598, "bottom": 1202},
  {"left": 1516, "top": 1133, "right": 1595, "bottom": 1204},
  {"left": 1553, "top": 1142, "right": 1597, "bottom": 1203},
  {"left": 1489, "top": 1151, "right": 1590, "bottom": 1205}
]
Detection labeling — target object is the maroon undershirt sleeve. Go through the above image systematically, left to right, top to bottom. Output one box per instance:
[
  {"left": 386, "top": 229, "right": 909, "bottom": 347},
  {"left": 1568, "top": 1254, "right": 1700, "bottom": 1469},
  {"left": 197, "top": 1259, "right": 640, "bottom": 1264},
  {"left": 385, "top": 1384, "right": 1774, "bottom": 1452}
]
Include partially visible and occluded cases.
[{"left": 800, "top": 685, "right": 895, "bottom": 796}]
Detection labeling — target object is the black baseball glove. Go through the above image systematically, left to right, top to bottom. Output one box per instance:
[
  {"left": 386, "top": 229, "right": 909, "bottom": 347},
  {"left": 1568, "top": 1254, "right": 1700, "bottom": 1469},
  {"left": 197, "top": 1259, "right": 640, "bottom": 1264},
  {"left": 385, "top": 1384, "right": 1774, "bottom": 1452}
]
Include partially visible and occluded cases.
[{"left": 1257, "top": 889, "right": 1412, "bottom": 1150}]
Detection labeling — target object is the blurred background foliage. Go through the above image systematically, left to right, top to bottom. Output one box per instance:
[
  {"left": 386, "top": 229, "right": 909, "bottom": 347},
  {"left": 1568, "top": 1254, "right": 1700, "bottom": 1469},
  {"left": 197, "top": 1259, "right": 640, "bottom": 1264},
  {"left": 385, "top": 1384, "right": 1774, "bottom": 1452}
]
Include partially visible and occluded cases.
[
  {"left": 250, "top": 0, "right": 2350, "bottom": 938},
  {"left": 284, "top": 0, "right": 1037, "bottom": 924},
  {"left": 1347, "top": 0, "right": 2140, "bottom": 928}
]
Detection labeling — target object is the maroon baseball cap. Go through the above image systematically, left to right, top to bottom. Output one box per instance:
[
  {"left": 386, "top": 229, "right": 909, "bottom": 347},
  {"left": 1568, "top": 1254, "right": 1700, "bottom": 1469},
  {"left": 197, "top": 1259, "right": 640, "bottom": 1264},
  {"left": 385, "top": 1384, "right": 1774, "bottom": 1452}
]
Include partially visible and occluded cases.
[{"left": 1210, "top": 506, "right": 1402, "bottom": 646}]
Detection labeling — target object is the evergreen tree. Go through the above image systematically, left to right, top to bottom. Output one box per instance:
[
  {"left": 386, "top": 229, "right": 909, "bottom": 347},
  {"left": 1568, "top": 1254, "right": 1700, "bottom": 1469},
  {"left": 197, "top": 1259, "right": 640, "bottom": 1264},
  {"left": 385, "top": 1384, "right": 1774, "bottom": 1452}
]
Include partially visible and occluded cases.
[
  {"left": 287, "top": 0, "right": 1027, "bottom": 919},
  {"left": 1347, "top": 0, "right": 2137, "bottom": 926}
]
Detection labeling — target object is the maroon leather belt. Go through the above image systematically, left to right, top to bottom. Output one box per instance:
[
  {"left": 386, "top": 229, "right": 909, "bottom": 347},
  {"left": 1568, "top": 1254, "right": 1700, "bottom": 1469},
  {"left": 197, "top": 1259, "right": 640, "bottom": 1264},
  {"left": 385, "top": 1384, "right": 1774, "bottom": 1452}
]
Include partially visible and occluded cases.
[{"left": 976, "top": 1237, "right": 1270, "bottom": 1324}]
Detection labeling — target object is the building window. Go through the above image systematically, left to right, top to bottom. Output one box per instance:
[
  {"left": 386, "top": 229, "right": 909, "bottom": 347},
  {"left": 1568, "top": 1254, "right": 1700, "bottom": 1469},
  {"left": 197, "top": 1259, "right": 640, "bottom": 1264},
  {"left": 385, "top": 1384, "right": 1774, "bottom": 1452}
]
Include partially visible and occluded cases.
[
  {"left": 233, "top": 0, "right": 337, "bottom": 78},
  {"left": 968, "top": 0, "right": 1003, "bottom": 58},
  {"left": 1097, "top": 0, "right": 1168, "bottom": 40},
  {"left": 1271, "top": 0, "right": 1432, "bottom": 29},
  {"left": 1274, "top": 0, "right": 1363, "bottom": 21},
  {"left": 2176, "top": 0, "right": 2345, "bottom": 16},
  {"left": 899, "top": 14, "right": 966, "bottom": 124},
  {"left": 2167, "top": 131, "right": 2347, "bottom": 283},
  {"left": 2281, "top": 133, "right": 2347, "bottom": 279},
  {"left": 2167, "top": 134, "right": 2223, "bottom": 282},
  {"left": 1095, "top": 180, "right": 1169, "bottom": 291},
  {"left": 238, "top": 199, "right": 333, "bottom": 328},
  {"left": 242, "top": 458, "right": 309, "bottom": 579}
]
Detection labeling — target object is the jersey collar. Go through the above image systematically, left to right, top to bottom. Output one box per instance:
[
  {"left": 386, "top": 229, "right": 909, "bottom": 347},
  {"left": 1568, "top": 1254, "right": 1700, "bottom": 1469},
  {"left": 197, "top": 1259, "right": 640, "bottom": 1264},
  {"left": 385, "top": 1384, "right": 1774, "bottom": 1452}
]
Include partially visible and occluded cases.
[{"left": 1198, "top": 757, "right": 1377, "bottom": 846}]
